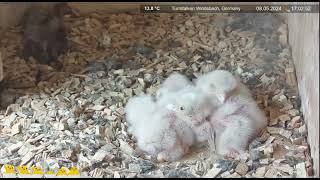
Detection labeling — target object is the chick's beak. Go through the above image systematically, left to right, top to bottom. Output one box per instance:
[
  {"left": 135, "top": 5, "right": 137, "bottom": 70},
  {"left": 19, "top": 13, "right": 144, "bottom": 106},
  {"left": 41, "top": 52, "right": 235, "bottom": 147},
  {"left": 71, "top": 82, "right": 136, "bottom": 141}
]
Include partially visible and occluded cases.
[{"left": 216, "top": 93, "right": 227, "bottom": 103}]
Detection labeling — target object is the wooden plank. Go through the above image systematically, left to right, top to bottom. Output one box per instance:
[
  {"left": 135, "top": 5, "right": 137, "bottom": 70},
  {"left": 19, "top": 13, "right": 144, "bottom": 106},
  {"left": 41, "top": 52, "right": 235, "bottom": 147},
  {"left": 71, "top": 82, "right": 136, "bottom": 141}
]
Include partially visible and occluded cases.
[
  {"left": 68, "top": 2, "right": 140, "bottom": 14},
  {"left": 287, "top": 3, "right": 319, "bottom": 177},
  {"left": 0, "top": 52, "right": 3, "bottom": 82}
]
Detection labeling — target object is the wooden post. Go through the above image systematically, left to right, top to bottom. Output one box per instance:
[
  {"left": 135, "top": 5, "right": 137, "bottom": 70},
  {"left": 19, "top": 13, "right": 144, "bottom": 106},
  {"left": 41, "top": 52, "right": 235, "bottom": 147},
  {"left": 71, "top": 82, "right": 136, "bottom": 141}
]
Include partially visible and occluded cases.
[{"left": 0, "top": 52, "right": 3, "bottom": 82}]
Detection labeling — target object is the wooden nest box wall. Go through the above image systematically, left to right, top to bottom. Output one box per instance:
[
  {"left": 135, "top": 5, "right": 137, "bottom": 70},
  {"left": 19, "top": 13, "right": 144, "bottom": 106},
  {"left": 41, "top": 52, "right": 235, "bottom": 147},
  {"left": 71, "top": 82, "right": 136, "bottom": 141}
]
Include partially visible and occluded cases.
[{"left": 0, "top": 2, "right": 319, "bottom": 177}]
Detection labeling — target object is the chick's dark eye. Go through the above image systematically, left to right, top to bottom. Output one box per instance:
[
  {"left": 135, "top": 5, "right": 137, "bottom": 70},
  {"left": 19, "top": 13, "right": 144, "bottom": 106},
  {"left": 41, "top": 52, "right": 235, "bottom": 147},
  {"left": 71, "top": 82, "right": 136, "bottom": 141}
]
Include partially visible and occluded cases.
[{"left": 180, "top": 106, "right": 184, "bottom": 110}]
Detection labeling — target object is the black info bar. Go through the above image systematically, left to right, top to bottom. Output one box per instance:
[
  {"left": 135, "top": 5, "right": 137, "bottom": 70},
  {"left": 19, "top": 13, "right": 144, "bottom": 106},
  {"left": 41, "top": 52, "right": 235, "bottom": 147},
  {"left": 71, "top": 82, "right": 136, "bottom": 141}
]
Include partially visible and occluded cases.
[{"left": 140, "top": 4, "right": 319, "bottom": 13}]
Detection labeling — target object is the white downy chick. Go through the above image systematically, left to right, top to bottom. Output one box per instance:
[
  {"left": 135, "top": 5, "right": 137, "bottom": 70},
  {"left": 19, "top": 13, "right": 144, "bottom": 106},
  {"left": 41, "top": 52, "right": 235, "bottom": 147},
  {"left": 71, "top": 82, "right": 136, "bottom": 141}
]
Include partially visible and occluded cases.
[
  {"left": 195, "top": 69, "right": 254, "bottom": 150},
  {"left": 196, "top": 69, "right": 266, "bottom": 131},
  {"left": 195, "top": 70, "right": 251, "bottom": 105},
  {"left": 195, "top": 70, "right": 267, "bottom": 157},
  {"left": 156, "top": 72, "right": 192, "bottom": 100},
  {"left": 157, "top": 85, "right": 215, "bottom": 144},
  {"left": 157, "top": 85, "right": 210, "bottom": 125},
  {"left": 209, "top": 91, "right": 268, "bottom": 158},
  {"left": 125, "top": 94, "right": 195, "bottom": 161},
  {"left": 125, "top": 94, "right": 156, "bottom": 136},
  {"left": 125, "top": 94, "right": 169, "bottom": 156},
  {"left": 137, "top": 108, "right": 196, "bottom": 162},
  {"left": 156, "top": 110, "right": 196, "bottom": 162}
]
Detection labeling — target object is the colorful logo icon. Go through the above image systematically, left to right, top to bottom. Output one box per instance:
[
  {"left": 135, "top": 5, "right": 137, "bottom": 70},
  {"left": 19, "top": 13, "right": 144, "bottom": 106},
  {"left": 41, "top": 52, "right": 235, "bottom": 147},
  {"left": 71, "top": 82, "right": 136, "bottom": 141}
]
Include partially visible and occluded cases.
[{"left": 0, "top": 164, "right": 81, "bottom": 177}]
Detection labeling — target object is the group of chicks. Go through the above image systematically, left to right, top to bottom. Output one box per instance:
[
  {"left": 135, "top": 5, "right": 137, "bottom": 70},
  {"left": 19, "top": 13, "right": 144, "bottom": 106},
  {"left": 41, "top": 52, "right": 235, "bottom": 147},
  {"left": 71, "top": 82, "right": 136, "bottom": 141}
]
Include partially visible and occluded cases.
[
  {"left": 19, "top": 3, "right": 267, "bottom": 163},
  {"left": 125, "top": 70, "right": 267, "bottom": 162}
]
